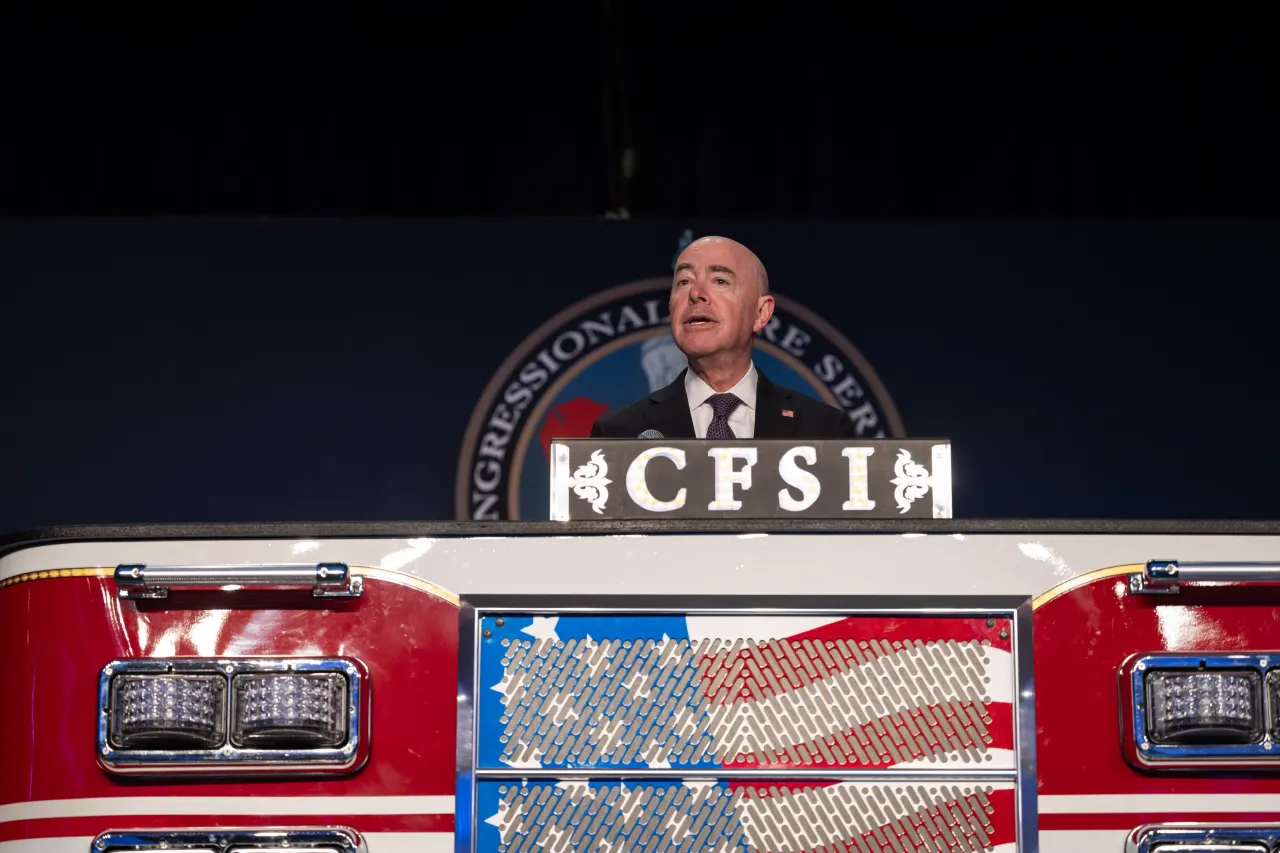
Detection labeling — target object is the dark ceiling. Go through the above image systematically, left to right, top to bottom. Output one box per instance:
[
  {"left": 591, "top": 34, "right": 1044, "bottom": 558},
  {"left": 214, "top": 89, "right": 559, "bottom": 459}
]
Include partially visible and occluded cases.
[{"left": 2, "top": 1, "right": 1275, "bottom": 217}]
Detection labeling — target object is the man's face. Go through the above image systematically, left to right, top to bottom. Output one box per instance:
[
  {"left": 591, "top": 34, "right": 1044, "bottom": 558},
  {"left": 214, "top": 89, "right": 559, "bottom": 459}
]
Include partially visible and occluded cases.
[{"left": 670, "top": 239, "right": 773, "bottom": 361}]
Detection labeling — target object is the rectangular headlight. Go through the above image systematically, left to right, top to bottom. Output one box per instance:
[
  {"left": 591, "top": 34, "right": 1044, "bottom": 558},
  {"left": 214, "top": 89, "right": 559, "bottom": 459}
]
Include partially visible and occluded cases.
[
  {"left": 1146, "top": 669, "right": 1263, "bottom": 745},
  {"left": 231, "top": 672, "right": 349, "bottom": 748},
  {"left": 111, "top": 673, "right": 226, "bottom": 749}
]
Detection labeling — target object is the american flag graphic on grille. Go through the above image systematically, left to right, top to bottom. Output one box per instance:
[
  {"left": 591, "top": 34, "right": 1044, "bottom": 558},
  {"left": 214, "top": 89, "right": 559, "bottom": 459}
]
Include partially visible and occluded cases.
[
  {"left": 476, "top": 615, "right": 1015, "bottom": 771},
  {"left": 476, "top": 780, "right": 1018, "bottom": 853}
]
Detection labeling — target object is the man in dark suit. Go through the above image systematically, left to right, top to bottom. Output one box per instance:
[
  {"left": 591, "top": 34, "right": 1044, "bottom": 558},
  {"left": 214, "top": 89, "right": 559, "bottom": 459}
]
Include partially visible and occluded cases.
[{"left": 591, "top": 235, "right": 857, "bottom": 439}]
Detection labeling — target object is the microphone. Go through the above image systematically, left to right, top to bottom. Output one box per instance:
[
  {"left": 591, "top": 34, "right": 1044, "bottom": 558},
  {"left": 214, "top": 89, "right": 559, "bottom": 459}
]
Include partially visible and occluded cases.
[{"left": 638, "top": 429, "right": 664, "bottom": 439}]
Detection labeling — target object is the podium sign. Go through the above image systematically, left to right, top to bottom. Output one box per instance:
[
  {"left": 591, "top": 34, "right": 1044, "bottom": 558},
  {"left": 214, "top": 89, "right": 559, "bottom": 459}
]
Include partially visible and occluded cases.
[{"left": 549, "top": 438, "right": 951, "bottom": 521}]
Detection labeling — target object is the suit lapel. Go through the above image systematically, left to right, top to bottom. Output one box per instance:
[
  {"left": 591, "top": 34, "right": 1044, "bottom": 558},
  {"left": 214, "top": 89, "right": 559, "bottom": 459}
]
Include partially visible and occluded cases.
[
  {"left": 646, "top": 369, "right": 696, "bottom": 439},
  {"left": 753, "top": 370, "right": 797, "bottom": 439}
]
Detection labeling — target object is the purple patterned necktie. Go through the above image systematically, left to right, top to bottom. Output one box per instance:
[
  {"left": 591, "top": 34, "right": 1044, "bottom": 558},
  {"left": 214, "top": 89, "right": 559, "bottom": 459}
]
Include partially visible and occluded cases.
[{"left": 706, "top": 392, "right": 743, "bottom": 439}]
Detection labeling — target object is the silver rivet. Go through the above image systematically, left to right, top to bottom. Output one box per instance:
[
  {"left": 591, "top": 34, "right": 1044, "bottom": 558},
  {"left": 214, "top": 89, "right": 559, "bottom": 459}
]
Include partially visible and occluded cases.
[
  {"left": 130, "top": 567, "right": 140, "bottom": 578},
  {"left": 318, "top": 567, "right": 329, "bottom": 578},
  {"left": 496, "top": 618, "right": 505, "bottom": 627},
  {"left": 484, "top": 629, "right": 493, "bottom": 638},
  {"left": 1262, "top": 658, "right": 1270, "bottom": 667},
  {"left": 1137, "top": 662, "right": 1146, "bottom": 670},
  {"left": 224, "top": 664, "right": 234, "bottom": 674},
  {"left": 1141, "top": 741, "right": 1150, "bottom": 750},
  {"left": 222, "top": 745, "right": 234, "bottom": 755},
  {"left": 96, "top": 841, "right": 106, "bottom": 850}
]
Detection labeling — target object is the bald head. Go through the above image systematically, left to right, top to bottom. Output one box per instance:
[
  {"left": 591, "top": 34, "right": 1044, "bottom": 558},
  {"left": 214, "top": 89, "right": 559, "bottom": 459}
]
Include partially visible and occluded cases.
[
  {"left": 669, "top": 235, "right": 776, "bottom": 388},
  {"left": 681, "top": 235, "right": 769, "bottom": 297}
]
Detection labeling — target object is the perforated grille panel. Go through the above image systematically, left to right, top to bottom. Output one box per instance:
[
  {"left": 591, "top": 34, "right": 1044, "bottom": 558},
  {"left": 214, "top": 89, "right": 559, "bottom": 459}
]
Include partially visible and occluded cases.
[
  {"left": 469, "top": 611, "right": 1023, "bottom": 853},
  {"left": 479, "top": 616, "right": 1014, "bottom": 770},
  {"left": 478, "top": 780, "right": 1017, "bottom": 853}
]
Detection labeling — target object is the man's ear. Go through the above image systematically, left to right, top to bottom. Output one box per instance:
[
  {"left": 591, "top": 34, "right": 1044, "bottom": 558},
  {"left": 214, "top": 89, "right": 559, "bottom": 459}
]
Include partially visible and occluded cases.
[{"left": 752, "top": 295, "right": 775, "bottom": 333}]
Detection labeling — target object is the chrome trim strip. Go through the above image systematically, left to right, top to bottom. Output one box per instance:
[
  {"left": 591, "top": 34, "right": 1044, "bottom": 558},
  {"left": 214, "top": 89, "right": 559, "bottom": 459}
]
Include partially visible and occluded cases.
[
  {"left": 549, "top": 442, "right": 570, "bottom": 521},
  {"left": 931, "top": 443, "right": 953, "bottom": 519},
  {"left": 114, "top": 563, "right": 362, "bottom": 599},
  {"left": 462, "top": 593, "right": 1022, "bottom": 615},
  {"left": 1013, "top": 596, "right": 1039, "bottom": 853},
  {"left": 455, "top": 600, "right": 480, "bottom": 853},
  {"left": 470, "top": 602, "right": 480, "bottom": 853},
  {"left": 97, "top": 658, "right": 365, "bottom": 773},
  {"left": 472, "top": 767, "right": 1016, "bottom": 779},
  {"left": 90, "top": 827, "right": 365, "bottom": 852}
]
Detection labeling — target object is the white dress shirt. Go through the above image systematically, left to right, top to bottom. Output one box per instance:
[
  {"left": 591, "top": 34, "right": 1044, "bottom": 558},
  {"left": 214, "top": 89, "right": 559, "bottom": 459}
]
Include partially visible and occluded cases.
[{"left": 685, "top": 363, "right": 758, "bottom": 439}]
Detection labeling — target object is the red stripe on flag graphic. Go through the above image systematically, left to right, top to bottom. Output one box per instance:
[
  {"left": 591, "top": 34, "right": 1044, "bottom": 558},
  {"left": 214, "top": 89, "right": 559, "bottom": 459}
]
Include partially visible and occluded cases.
[
  {"left": 784, "top": 617, "right": 1013, "bottom": 654},
  {"left": 686, "top": 618, "right": 1013, "bottom": 768},
  {"left": 721, "top": 701, "right": 1014, "bottom": 769},
  {"left": 723, "top": 783, "right": 1017, "bottom": 853}
]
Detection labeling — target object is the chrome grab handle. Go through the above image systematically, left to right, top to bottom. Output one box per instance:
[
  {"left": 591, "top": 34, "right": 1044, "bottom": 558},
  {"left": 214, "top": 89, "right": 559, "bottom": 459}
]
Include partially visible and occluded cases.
[
  {"left": 1129, "top": 559, "right": 1280, "bottom": 595},
  {"left": 114, "top": 563, "right": 362, "bottom": 600}
]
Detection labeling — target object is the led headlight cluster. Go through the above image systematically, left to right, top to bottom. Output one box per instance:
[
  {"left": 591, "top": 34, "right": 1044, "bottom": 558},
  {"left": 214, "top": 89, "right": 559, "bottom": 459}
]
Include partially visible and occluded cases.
[
  {"left": 1127, "top": 653, "right": 1280, "bottom": 764},
  {"left": 98, "top": 658, "right": 367, "bottom": 773},
  {"left": 1146, "top": 669, "right": 1262, "bottom": 745},
  {"left": 232, "top": 673, "right": 349, "bottom": 747},
  {"left": 111, "top": 674, "right": 227, "bottom": 748}
]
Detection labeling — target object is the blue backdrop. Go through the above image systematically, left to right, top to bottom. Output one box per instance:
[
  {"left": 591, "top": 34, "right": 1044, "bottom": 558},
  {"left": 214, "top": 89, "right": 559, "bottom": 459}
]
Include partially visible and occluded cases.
[{"left": 1, "top": 219, "right": 1274, "bottom": 531}]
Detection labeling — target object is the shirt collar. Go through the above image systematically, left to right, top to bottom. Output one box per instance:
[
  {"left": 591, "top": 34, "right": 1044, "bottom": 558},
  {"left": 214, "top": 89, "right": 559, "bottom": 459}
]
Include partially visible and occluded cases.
[{"left": 685, "top": 362, "right": 758, "bottom": 411}]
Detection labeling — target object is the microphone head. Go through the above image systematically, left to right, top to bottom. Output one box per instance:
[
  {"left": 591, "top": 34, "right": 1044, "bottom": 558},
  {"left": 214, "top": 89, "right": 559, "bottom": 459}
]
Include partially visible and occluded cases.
[{"left": 638, "top": 429, "right": 665, "bottom": 439}]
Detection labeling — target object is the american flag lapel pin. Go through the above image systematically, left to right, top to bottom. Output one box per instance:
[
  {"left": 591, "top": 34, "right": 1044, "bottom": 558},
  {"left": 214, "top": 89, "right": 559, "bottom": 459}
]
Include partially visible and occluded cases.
[{"left": 782, "top": 409, "right": 794, "bottom": 418}]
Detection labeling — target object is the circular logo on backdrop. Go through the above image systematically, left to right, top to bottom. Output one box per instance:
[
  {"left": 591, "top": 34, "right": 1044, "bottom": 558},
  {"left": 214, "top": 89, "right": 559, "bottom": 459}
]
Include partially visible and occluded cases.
[{"left": 455, "top": 278, "right": 905, "bottom": 521}]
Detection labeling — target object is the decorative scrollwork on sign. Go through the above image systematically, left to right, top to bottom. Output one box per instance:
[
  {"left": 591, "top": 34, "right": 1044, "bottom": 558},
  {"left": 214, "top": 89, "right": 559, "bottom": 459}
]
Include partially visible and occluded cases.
[
  {"left": 569, "top": 449, "right": 612, "bottom": 514},
  {"left": 890, "top": 449, "right": 933, "bottom": 514}
]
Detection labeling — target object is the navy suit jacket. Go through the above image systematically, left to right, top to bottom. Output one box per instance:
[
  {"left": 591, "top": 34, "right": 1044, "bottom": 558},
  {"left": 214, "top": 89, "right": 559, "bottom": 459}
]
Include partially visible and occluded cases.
[{"left": 589, "top": 368, "right": 858, "bottom": 439}]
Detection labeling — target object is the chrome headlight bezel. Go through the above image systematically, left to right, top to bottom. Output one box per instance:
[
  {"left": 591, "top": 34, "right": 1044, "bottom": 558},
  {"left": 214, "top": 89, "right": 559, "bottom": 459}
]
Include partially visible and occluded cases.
[
  {"left": 1123, "top": 652, "right": 1280, "bottom": 769},
  {"left": 97, "top": 657, "right": 369, "bottom": 775},
  {"left": 90, "top": 827, "right": 365, "bottom": 852}
]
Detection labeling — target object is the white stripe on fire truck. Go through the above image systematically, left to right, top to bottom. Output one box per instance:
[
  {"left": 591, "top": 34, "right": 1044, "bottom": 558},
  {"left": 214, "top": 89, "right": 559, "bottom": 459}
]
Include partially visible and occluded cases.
[
  {"left": 8, "top": 793, "right": 1280, "bottom": 831},
  {"left": 1039, "top": 793, "right": 1280, "bottom": 812},
  {"left": 0, "top": 796, "right": 453, "bottom": 824},
  {"left": 1040, "top": 830, "right": 1128, "bottom": 853},
  {"left": 0, "top": 833, "right": 452, "bottom": 852}
]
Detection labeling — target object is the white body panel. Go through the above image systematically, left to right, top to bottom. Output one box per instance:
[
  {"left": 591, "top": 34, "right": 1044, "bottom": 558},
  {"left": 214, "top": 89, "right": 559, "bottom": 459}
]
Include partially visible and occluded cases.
[{"left": 4, "top": 531, "right": 1279, "bottom": 597}]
